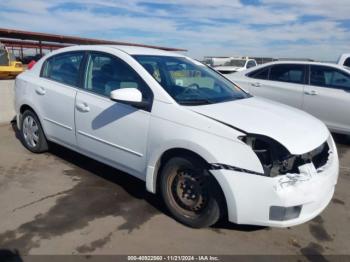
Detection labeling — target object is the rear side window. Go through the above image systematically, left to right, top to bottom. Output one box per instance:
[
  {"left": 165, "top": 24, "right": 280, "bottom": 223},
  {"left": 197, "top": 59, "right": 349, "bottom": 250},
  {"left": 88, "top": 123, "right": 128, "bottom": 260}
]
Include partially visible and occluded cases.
[
  {"left": 42, "top": 52, "right": 84, "bottom": 87},
  {"left": 344, "top": 58, "right": 350, "bottom": 67},
  {"left": 269, "top": 64, "right": 305, "bottom": 84},
  {"left": 310, "top": 65, "right": 350, "bottom": 90},
  {"left": 247, "top": 67, "right": 269, "bottom": 80}
]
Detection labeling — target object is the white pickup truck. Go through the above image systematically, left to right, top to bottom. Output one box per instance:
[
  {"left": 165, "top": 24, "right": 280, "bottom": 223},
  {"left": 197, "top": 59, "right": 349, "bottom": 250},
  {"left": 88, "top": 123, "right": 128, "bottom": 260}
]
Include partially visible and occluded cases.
[{"left": 337, "top": 54, "right": 350, "bottom": 68}]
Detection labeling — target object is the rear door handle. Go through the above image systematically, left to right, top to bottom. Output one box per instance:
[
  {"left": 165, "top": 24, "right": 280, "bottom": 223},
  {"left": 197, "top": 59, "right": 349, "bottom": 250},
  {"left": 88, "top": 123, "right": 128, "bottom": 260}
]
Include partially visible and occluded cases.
[
  {"left": 251, "top": 82, "right": 261, "bottom": 87},
  {"left": 35, "top": 87, "right": 46, "bottom": 95},
  {"left": 304, "top": 90, "right": 318, "bottom": 96},
  {"left": 76, "top": 102, "right": 90, "bottom": 112}
]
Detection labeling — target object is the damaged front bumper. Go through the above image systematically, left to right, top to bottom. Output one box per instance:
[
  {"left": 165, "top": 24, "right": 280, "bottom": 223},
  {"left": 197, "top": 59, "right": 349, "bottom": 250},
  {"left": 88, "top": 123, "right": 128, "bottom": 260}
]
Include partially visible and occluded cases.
[{"left": 211, "top": 135, "right": 339, "bottom": 227}]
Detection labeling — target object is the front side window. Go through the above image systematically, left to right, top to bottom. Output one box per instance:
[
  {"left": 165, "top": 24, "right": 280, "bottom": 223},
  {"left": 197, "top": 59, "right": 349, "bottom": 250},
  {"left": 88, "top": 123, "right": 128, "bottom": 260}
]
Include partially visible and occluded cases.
[
  {"left": 42, "top": 52, "right": 84, "bottom": 87},
  {"left": 84, "top": 53, "right": 151, "bottom": 99},
  {"left": 133, "top": 55, "right": 249, "bottom": 105},
  {"left": 269, "top": 64, "right": 305, "bottom": 84},
  {"left": 310, "top": 65, "right": 350, "bottom": 90}
]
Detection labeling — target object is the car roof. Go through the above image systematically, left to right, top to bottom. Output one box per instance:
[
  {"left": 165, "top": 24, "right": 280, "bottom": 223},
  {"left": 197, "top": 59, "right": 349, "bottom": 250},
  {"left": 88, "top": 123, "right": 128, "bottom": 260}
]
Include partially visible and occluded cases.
[
  {"left": 49, "top": 44, "right": 185, "bottom": 57},
  {"left": 107, "top": 45, "right": 185, "bottom": 56},
  {"left": 236, "top": 60, "right": 350, "bottom": 77},
  {"left": 262, "top": 60, "right": 340, "bottom": 68}
]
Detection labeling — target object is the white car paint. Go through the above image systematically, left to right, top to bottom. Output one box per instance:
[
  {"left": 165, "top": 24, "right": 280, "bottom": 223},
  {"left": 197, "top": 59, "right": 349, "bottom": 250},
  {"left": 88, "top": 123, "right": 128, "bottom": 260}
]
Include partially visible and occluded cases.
[
  {"left": 15, "top": 45, "right": 338, "bottom": 227},
  {"left": 227, "top": 61, "right": 350, "bottom": 135},
  {"left": 110, "top": 88, "right": 142, "bottom": 103},
  {"left": 189, "top": 97, "right": 329, "bottom": 155}
]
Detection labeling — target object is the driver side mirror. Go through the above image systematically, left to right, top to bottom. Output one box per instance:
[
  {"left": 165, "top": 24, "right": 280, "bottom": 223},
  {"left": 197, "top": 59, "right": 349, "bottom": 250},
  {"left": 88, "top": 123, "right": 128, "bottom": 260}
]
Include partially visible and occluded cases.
[{"left": 110, "top": 88, "right": 149, "bottom": 110}]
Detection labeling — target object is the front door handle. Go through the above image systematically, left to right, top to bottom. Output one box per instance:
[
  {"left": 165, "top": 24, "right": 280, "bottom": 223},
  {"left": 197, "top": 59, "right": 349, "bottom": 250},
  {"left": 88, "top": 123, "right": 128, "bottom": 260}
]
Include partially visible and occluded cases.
[
  {"left": 251, "top": 82, "right": 261, "bottom": 87},
  {"left": 35, "top": 87, "right": 46, "bottom": 95},
  {"left": 304, "top": 90, "right": 318, "bottom": 96},
  {"left": 76, "top": 102, "right": 90, "bottom": 112}
]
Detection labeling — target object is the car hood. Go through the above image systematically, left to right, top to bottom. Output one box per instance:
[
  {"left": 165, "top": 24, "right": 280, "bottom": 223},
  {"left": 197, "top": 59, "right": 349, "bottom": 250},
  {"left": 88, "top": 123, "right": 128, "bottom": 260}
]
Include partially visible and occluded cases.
[{"left": 188, "top": 97, "right": 329, "bottom": 155}]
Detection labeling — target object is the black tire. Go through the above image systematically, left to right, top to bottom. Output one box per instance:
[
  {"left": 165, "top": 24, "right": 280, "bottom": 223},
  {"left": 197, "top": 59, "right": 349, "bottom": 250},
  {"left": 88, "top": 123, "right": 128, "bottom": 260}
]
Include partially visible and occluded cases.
[
  {"left": 20, "top": 110, "right": 48, "bottom": 153},
  {"left": 160, "top": 156, "right": 224, "bottom": 228}
]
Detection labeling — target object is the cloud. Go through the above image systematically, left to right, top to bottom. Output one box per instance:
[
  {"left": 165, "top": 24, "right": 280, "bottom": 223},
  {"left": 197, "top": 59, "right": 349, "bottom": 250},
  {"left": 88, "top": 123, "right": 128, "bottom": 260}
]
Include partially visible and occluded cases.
[{"left": 0, "top": 0, "right": 349, "bottom": 61}]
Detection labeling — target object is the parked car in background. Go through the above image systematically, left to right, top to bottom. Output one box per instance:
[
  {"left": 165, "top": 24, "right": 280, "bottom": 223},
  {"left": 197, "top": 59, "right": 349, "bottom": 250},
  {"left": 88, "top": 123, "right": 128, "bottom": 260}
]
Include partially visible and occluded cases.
[
  {"left": 0, "top": 45, "right": 24, "bottom": 79},
  {"left": 15, "top": 46, "right": 338, "bottom": 228},
  {"left": 337, "top": 53, "right": 350, "bottom": 68},
  {"left": 20, "top": 54, "right": 43, "bottom": 65},
  {"left": 203, "top": 57, "right": 231, "bottom": 67},
  {"left": 215, "top": 58, "right": 257, "bottom": 75},
  {"left": 227, "top": 61, "right": 350, "bottom": 135}
]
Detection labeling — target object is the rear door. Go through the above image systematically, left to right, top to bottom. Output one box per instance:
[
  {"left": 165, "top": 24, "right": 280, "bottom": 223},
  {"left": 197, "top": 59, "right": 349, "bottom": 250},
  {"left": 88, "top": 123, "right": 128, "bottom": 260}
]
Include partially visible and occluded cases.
[
  {"left": 37, "top": 51, "right": 84, "bottom": 147},
  {"left": 250, "top": 64, "right": 306, "bottom": 109},
  {"left": 303, "top": 65, "right": 350, "bottom": 133},
  {"left": 227, "top": 66, "right": 269, "bottom": 93}
]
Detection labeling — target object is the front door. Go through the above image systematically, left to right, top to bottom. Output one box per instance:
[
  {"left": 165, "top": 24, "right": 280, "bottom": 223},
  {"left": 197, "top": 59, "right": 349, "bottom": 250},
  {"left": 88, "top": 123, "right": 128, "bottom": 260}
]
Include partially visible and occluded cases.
[
  {"left": 75, "top": 51, "right": 153, "bottom": 178},
  {"left": 303, "top": 65, "right": 350, "bottom": 133}
]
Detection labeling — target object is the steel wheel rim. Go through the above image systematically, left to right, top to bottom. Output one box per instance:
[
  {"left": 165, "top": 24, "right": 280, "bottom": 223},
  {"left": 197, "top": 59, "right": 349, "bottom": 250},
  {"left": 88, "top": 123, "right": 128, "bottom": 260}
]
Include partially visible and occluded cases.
[
  {"left": 23, "top": 115, "right": 39, "bottom": 148},
  {"left": 170, "top": 168, "right": 208, "bottom": 214}
]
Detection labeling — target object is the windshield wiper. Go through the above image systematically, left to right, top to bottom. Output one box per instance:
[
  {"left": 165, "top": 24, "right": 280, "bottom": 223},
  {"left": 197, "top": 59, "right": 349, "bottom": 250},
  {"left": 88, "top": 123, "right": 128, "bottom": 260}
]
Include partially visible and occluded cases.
[{"left": 178, "top": 99, "right": 213, "bottom": 105}]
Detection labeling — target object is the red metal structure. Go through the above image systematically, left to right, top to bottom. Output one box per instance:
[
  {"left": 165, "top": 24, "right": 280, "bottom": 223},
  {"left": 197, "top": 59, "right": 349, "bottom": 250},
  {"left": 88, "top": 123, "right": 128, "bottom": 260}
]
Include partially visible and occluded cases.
[{"left": 0, "top": 28, "right": 186, "bottom": 60}]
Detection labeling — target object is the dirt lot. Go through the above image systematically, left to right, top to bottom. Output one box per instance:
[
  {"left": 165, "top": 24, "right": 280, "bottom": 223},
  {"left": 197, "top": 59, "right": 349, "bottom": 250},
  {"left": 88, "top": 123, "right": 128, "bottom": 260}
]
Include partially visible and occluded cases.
[{"left": 0, "top": 123, "right": 349, "bottom": 258}]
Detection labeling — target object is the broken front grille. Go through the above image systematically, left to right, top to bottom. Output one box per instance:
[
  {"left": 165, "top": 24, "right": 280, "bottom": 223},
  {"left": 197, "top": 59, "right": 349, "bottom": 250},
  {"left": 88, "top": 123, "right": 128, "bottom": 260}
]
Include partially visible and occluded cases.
[{"left": 283, "top": 142, "right": 330, "bottom": 174}]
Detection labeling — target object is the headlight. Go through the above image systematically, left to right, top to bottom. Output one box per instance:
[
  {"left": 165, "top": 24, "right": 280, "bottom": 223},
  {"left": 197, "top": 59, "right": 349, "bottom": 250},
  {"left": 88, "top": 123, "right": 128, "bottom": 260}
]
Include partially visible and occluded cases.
[{"left": 239, "top": 135, "right": 294, "bottom": 177}]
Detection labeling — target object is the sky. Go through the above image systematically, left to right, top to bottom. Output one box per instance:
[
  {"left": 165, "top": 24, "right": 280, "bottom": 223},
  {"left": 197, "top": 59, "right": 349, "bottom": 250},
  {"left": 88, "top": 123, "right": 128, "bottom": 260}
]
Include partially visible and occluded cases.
[{"left": 0, "top": 0, "right": 349, "bottom": 61}]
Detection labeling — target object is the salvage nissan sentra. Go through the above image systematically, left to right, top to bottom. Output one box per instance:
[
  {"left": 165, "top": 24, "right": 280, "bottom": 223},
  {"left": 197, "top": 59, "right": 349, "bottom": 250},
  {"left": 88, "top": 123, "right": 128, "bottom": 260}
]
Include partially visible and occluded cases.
[{"left": 14, "top": 45, "right": 339, "bottom": 228}]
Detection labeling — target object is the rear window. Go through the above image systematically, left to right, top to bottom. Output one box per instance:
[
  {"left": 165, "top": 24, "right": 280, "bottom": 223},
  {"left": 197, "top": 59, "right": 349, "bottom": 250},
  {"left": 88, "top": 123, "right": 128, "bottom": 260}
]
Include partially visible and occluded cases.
[{"left": 0, "top": 49, "right": 9, "bottom": 66}]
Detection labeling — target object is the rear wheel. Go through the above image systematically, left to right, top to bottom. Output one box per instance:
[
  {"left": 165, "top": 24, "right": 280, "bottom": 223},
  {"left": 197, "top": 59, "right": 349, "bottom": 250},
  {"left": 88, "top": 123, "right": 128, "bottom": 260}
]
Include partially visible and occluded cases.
[
  {"left": 20, "top": 110, "right": 48, "bottom": 153},
  {"left": 160, "top": 156, "right": 223, "bottom": 228}
]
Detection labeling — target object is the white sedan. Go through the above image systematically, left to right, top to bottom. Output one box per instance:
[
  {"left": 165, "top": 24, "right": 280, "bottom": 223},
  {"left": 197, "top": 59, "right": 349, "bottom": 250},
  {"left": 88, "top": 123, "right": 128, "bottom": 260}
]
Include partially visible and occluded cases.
[
  {"left": 15, "top": 46, "right": 338, "bottom": 228},
  {"left": 226, "top": 61, "right": 350, "bottom": 135}
]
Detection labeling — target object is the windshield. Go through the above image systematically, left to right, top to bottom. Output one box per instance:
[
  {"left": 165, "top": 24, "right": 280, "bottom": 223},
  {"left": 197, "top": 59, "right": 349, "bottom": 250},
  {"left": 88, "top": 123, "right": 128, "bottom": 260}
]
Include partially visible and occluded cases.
[
  {"left": 0, "top": 49, "right": 9, "bottom": 66},
  {"left": 9, "top": 53, "right": 16, "bottom": 62},
  {"left": 133, "top": 55, "right": 249, "bottom": 105},
  {"left": 224, "top": 59, "right": 247, "bottom": 67}
]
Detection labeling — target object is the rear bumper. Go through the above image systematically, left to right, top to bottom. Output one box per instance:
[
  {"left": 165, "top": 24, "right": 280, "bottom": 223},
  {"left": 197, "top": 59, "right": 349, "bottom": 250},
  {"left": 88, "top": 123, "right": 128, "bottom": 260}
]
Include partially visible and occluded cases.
[
  {"left": 0, "top": 70, "right": 22, "bottom": 78},
  {"left": 212, "top": 136, "right": 339, "bottom": 227}
]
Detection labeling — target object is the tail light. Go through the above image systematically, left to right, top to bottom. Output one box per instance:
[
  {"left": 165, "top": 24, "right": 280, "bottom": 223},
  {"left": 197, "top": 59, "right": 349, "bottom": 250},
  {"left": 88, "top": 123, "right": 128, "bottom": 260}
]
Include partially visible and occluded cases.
[{"left": 28, "top": 60, "right": 36, "bottom": 70}]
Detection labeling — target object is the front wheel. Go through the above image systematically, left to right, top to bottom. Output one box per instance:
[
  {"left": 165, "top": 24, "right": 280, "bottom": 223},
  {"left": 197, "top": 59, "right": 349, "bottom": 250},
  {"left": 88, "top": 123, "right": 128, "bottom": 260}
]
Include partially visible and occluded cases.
[
  {"left": 20, "top": 110, "right": 48, "bottom": 153},
  {"left": 160, "top": 156, "right": 224, "bottom": 228}
]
